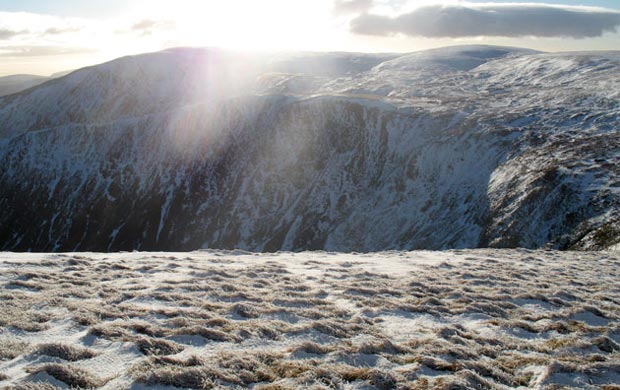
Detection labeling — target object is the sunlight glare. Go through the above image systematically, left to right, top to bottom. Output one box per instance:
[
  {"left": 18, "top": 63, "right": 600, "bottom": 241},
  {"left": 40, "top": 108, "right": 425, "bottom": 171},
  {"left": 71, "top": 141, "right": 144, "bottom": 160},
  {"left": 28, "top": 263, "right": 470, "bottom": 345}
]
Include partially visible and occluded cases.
[{"left": 129, "top": 0, "right": 338, "bottom": 51}]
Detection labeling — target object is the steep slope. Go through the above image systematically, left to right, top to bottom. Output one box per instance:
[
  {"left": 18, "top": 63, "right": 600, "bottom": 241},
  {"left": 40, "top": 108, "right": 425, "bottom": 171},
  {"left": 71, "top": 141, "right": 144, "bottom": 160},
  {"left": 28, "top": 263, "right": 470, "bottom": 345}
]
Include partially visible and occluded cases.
[{"left": 0, "top": 45, "right": 618, "bottom": 251}]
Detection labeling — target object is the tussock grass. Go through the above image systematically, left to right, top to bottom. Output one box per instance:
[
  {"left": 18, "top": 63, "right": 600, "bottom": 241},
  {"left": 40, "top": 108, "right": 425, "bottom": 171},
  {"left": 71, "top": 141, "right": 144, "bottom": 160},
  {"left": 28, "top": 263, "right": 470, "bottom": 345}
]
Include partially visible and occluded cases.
[
  {"left": 2, "top": 250, "right": 620, "bottom": 389},
  {"left": 5, "top": 280, "right": 45, "bottom": 291},
  {"left": 230, "top": 303, "right": 260, "bottom": 318},
  {"left": 0, "top": 306, "right": 52, "bottom": 332},
  {"left": 204, "top": 317, "right": 230, "bottom": 327},
  {"left": 125, "top": 320, "right": 169, "bottom": 337},
  {"left": 307, "top": 320, "right": 357, "bottom": 338},
  {"left": 87, "top": 322, "right": 128, "bottom": 339},
  {"left": 176, "top": 326, "right": 240, "bottom": 342},
  {"left": 135, "top": 336, "right": 184, "bottom": 356},
  {"left": 595, "top": 336, "right": 620, "bottom": 353},
  {"left": 0, "top": 338, "right": 29, "bottom": 361},
  {"left": 353, "top": 339, "right": 409, "bottom": 355},
  {"left": 290, "top": 341, "right": 334, "bottom": 355},
  {"left": 32, "top": 343, "right": 98, "bottom": 361},
  {"left": 132, "top": 350, "right": 283, "bottom": 388},
  {"left": 150, "top": 354, "right": 205, "bottom": 367},
  {"left": 25, "top": 364, "right": 105, "bottom": 389},
  {"left": 134, "top": 365, "right": 216, "bottom": 389},
  {"left": 364, "top": 369, "right": 400, "bottom": 390},
  {"left": 10, "top": 382, "right": 62, "bottom": 390},
  {"left": 254, "top": 383, "right": 296, "bottom": 390}
]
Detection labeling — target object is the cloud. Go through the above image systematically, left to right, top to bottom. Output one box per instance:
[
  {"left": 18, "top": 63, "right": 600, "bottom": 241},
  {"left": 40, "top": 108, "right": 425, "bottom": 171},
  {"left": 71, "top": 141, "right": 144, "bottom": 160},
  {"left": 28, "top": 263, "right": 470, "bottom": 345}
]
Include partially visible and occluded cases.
[
  {"left": 333, "top": 0, "right": 374, "bottom": 15},
  {"left": 350, "top": 3, "right": 620, "bottom": 39},
  {"left": 0, "top": 12, "right": 87, "bottom": 42},
  {"left": 131, "top": 19, "right": 176, "bottom": 36},
  {"left": 44, "top": 27, "right": 82, "bottom": 35},
  {"left": 0, "top": 29, "right": 29, "bottom": 40},
  {"left": 0, "top": 46, "right": 96, "bottom": 57}
]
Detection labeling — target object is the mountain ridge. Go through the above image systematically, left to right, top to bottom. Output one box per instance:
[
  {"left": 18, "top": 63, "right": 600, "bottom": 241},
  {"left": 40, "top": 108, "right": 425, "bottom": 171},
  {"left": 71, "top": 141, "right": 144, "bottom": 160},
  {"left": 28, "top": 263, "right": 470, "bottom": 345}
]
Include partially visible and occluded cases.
[{"left": 1, "top": 45, "right": 619, "bottom": 252}]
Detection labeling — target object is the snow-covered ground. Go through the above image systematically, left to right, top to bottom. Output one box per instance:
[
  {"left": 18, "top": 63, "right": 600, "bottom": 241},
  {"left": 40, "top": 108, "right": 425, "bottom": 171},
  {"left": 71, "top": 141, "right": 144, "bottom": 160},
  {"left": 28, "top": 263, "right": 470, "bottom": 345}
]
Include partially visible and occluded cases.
[{"left": 1, "top": 250, "right": 619, "bottom": 389}]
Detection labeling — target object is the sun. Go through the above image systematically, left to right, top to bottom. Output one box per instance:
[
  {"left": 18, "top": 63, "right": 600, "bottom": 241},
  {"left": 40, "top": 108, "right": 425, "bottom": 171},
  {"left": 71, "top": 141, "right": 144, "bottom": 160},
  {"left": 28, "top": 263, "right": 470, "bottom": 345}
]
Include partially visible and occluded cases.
[{"left": 129, "top": 0, "right": 339, "bottom": 52}]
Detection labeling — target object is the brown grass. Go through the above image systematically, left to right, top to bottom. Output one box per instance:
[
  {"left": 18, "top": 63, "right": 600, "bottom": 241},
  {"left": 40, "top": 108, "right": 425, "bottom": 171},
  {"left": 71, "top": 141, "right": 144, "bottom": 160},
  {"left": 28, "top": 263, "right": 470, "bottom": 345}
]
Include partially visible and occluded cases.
[
  {"left": 1, "top": 250, "right": 620, "bottom": 390},
  {"left": 134, "top": 336, "right": 184, "bottom": 356},
  {"left": 0, "top": 338, "right": 29, "bottom": 361},
  {"left": 289, "top": 341, "right": 334, "bottom": 355},
  {"left": 32, "top": 343, "right": 98, "bottom": 361},
  {"left": 25, "top": 364, "right": 105, "bottom": 389},
  {"left": 10, "top": 383, "right": 62, "bottom": 390}
]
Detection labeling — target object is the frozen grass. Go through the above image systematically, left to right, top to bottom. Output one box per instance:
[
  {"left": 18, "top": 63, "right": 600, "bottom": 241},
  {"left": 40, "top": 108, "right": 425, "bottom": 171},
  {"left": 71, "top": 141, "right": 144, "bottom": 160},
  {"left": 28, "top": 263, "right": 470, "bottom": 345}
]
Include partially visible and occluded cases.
[
  {"left": 0, "top": 249, "right": 619, "bottom": 389},
  {"left": 0, "top": 338, "right": 29, "bottom": 361},
  {"left": 31, "top": 344, "right": 98, "bottom": 362},
  {"left": 24, "top": 364, "right": 105, "bottom": 388},
  {"left": 10, "top": 383, "right": 61, "bottom": 390}
]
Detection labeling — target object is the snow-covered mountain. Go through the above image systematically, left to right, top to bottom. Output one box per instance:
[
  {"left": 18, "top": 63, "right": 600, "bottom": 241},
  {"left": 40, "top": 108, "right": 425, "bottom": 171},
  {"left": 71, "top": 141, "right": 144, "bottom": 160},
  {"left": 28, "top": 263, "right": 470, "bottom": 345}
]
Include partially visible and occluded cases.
[{"left": 0, "top": 45, "right": 618, "bottom": 251}]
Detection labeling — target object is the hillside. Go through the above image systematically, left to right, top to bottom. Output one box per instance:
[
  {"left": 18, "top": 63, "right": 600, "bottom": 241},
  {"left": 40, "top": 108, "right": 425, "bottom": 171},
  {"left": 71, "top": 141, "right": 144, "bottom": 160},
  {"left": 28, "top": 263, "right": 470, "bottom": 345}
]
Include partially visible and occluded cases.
[{"left": 0, "top": 45, "right": 619, "bottom": 251}]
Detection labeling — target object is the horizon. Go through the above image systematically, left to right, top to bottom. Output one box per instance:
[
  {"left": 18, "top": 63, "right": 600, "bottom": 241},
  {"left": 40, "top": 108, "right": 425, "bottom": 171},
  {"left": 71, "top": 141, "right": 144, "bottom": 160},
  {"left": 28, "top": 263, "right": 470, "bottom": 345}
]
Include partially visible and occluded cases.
[
  {"left": 0, "top": 0, "right": 619, "bottom": 76},
  {"left": 1, "top": 40, "right": 620, "bottom": 80},
  {"left": 3, "top": 42, "right": 619, "bottom": 79}
]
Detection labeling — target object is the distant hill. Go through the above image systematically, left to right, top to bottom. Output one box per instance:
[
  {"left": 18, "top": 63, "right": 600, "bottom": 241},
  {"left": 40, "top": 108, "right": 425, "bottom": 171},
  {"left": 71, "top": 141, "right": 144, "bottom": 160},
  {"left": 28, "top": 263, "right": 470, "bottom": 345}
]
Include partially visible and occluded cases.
[
  {"left": 0, "top": 70, "right": 73, "bottom": 97},
  {"left": 0, "top": 74, "right": 50, "bottom": 97}
]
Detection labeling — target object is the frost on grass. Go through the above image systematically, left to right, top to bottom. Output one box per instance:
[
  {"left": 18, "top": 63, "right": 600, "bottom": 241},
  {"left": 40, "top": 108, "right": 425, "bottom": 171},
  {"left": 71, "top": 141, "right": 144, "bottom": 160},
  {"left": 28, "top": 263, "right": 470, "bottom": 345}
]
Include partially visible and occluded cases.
[
  {"left": 0, "top": 250, "right": 619, "bottom": 389},
  {"left": 0, "top": 338, "right": 29, "bottom": 361},
  {"left": 31, "top": 343, "right": 98, "bottom": 361},
  {"left": 25, "top": 364, "right": 105, "bottom": 388},
  {"left": 10, "top": 383, "right": 61, "bottom": 390}
]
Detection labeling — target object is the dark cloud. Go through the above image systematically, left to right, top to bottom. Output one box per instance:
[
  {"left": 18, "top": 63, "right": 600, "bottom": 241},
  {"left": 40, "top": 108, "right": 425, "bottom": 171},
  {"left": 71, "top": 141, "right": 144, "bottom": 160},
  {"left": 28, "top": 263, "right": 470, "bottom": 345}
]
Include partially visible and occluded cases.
[
  {"left": 333, "top": 0, "right": 374, "bottom": 15},
  {"left": 350, "top": 4, "right": 620, "bottom": 39},
  {"left": 131, "top": 19, "right": 176, "bottom": 36},
  {"left": 0, "top": 29, "right": 29, "bottom": 40},
  {"left": 0, "top": 46, "right": 96, "bottom": 57}
]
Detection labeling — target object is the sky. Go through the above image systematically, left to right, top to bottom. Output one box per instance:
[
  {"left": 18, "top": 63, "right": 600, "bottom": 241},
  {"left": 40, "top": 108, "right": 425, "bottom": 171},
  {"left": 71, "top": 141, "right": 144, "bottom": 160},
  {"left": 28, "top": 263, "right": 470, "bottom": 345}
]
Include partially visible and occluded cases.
[{"left": 0, "top": 0, "right": 619, "bottom": 76}]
